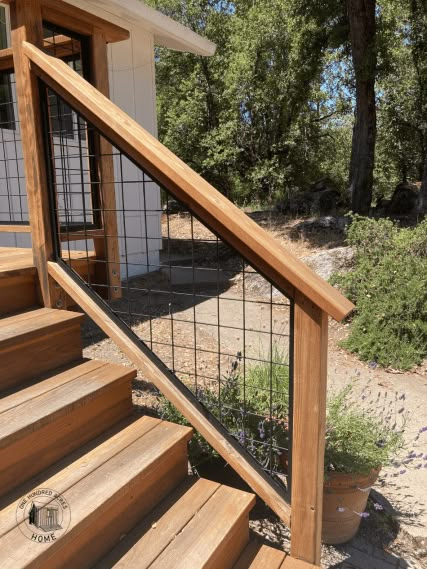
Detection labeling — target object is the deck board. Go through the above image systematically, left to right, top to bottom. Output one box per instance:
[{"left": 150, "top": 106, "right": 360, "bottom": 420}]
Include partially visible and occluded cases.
[{"left": 0, "top": 247, "right": 97, "bottom": 277}]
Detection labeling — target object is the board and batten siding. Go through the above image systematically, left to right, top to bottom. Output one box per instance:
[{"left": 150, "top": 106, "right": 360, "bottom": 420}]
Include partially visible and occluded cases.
[{"left": 0, "top": 8, "right": 162, "bottom": 279}]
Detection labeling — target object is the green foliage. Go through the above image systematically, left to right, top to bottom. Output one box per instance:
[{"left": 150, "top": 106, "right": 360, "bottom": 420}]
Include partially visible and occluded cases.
[
  {"left": 145, "top": 0, "right": 426, "bottom": 205},
  {"left": 332, "top": 216, "right": 427, "bottom": 370},
  {"left": 158, "top": 348, "right": 290, "bottom": 469},
  {"left": 325, "top": 384, "right": 405, "bottom": 475}
]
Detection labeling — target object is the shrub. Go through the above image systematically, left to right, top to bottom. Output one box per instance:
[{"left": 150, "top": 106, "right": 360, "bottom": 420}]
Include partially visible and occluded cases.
[
  {"left": 332, "top": 216, "right": 427, "bottom": 370},
  {"left": 158, "top": 349, "right": 290, "bottom": 470},
  {"left": 325, "top": 384, "right": 405, "bottom": 475}
]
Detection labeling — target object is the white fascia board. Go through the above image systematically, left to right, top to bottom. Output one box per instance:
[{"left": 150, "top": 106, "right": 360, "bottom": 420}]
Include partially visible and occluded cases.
[{"left": 65, "top": 0, "right": 217, "bottom": 56}]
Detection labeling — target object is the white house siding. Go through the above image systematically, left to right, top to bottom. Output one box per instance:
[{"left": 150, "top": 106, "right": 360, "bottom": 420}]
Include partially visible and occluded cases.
[
  {"left": 0, "top": 6, "right": 162, "bottom": 279},
  {"left": 108, "top": 30, "right": 162, "bottom": 279}
]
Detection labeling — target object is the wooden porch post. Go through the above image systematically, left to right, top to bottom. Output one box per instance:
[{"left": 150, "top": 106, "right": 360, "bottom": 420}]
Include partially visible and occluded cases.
[
  {"left": 10, "top": 0, "right": 62, "bottom": 307},
  {"left": 89, "top": 29, "right": 121, "bottom": 300},
  {"left": 290, "top": 290, "right": 328, "bottom": 566}
]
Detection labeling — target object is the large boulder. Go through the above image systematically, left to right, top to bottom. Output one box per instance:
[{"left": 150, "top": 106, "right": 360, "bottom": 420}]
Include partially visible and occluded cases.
[
  {"left": 276, "top": 180, "right": 341, "bottom": 216},
  {"left": 388, "top": 182, "right": 419, "bottom": 215},
  {"left": 302, "top": 246, "right": 354, "bottom": 281}
]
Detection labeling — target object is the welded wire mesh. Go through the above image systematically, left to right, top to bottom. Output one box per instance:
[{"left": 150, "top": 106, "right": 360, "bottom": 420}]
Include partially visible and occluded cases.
[
  {"left": 0, "top": 70, "right": 28, "bottom": 225},
  {"left": 42, "top": 81, "right": 294, "bottom": 493}
]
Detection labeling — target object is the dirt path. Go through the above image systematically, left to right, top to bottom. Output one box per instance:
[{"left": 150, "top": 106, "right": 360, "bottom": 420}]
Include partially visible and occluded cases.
[{"left": 82, "top": 211, "right": 426, "bottom": 566}]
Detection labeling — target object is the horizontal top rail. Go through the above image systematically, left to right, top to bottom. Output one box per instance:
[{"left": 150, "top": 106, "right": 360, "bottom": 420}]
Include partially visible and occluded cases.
[{"left": 24, "top": 40, "right": 355, "bottom": 321}]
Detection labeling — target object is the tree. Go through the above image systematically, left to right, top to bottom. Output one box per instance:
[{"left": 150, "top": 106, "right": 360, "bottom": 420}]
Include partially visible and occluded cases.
[
  {"left": 346, "top": 0, "right": 377, "bottom": 214},
  {"left": 410, "top": 0, "right": 427, "bottom": 213}
]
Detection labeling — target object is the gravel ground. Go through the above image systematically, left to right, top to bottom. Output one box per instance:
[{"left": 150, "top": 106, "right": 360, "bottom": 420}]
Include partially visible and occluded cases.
[{"left": 81, "top": 211, "right": 426, "bottom": 568}]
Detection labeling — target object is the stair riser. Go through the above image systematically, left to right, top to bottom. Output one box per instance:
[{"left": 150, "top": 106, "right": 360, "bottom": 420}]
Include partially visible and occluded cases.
[
  {"left": 0, "top": 274, "right": 39, "bottom": 316},
  {"left": 0, "top": 324, "right": 82, "bottom": 390},
  {"left": 0, "top": 380, "right": 132, "bottom": 494},
  {"left": 32, "top": 440, "right": 190, "bottom": 569},
  {"left": 208, "top": 515, "right": 250, "bottom": 569}
]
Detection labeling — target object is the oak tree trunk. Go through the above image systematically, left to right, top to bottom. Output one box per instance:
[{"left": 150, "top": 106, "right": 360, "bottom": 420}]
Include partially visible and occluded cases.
[
  {"left": 347, "top": 0, "right": 377, "bottom": 214},
  {"left": 420, "top": 151, "right": 427, "bottom": 214}
]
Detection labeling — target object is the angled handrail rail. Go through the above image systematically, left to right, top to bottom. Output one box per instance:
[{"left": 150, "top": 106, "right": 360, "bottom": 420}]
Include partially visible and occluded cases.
[{"left": 23, "top": 40, "right": 354, "bottom": 322}]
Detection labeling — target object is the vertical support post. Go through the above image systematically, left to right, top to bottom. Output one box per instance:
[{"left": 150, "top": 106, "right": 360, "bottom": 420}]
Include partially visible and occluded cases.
[
  {"left": 10, "top": 0, "right": 62, "bottom": 307},
  {"left": 89, "top": 29, "right": 121, "bottom": 299},
  {"left": 290, "top": 290, "right": 328, "bottom": 566}
]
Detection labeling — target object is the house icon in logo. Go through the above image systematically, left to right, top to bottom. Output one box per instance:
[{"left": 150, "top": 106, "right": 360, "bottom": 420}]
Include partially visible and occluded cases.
[{"left": 28, "top": 502, "right": 62, "bottom": 532}]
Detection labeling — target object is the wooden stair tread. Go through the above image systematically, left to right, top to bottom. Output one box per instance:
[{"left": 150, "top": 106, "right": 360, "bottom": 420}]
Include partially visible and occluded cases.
[
  {"left": 0, "top": 247, "right": 36, "bottom": 276},
  {"left": 0, "top": 307, "right": 84, "bottom": 346},
  {"left": 0, "top": 360, "right": 136, "bottom": 446},
  {"left": 0, "top": 416, "right": 161, "bottom": 537},
  {"left": 0, "top": 419, "right": 193, "bottom": 568},
  {"left": 94, "top": 477, "right": 222, "bottom": 569},
  {"left": 148, "top": 484, "right": 255, "bottom": 569},
  {"left": 233, "top": 541, "right": 287, "bottom": 568},
  {"left": 233, "top": 541, "right": 319, "bottom": 569}
]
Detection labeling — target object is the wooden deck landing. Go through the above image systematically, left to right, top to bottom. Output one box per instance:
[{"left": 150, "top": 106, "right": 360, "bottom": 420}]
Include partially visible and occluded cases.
[{"left": 0, "top": 246, "right": 97, "bottom": 277}]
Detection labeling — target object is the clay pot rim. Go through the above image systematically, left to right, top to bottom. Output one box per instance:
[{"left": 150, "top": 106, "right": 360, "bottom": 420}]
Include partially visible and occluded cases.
[{"left": 324, "top": 467, "right": 380, "bottom": 489}]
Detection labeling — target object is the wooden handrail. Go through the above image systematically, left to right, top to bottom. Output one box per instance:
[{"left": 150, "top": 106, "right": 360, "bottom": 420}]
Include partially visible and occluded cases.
[
  {"left": 24, "top": 41, "right": 354, "bottom": 322},
  {"left": 48, "top": 260, "right": 292, "bottom": 527}
]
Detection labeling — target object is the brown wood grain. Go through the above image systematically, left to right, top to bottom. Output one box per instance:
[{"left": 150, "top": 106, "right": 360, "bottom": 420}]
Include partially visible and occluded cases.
[
  {"left": 0, "top": 0, "right": 129, "bottom": 43},
  {"left": 10, "top": 0, "right": 61, "bottom": 308},
  {"left": 40, "top": 0, "right": 129, "bottom": 44},
  {"left": 89, "top": 30, "right": 121, "bottom": 300},
  {"left": 0, "top": 36, "right": 83, "bottom": 73},
  {"left": 26, "top": 43, "right": 355, "bottom": 321},
  {"left": 0, "top": 225, "right": 31, "bottom": 232},
  {"left": 48, "top": 260, "right": 293, "bottom": 527},
  {"left": 289, "top": 291, "right": 328, "bottom": 566},
  {"left": 0, "top": 364, "right": 133, "bottom": 494},
  {"left": 0, "top": 415, "right": 161, "bottom": 538},
  {"left": 233, "top": 541, "right": 287, "bottom": 569}
]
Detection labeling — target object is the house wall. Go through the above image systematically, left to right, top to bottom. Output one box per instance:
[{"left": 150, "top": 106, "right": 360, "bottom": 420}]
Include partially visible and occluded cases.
[{"left": 0, "top": 4, "right": 162, "bottom": 279}]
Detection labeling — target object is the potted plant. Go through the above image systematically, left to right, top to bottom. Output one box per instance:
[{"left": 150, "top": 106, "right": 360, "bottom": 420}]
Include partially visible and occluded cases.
[{"left": 322, "top": 384, "right": 405, "bottom": 544}]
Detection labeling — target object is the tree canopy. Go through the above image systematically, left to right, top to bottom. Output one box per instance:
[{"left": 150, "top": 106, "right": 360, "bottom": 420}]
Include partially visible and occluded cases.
[{"left": 145, "top": 0, "right": 427, "bottom": 210}]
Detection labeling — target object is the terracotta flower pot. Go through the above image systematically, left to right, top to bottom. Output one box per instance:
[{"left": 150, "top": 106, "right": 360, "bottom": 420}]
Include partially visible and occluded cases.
[{"left": 322, "top": 468, "right": 380, "bottom": 545}]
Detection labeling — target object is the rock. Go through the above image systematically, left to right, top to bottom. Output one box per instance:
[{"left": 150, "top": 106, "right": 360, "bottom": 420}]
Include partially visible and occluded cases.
[
  {"left": 310, "top": 177, "right": 338, "bottom": 193},
  {"left": 388, "top": 182, "right": 419, "bottom": 215},
  {"left": 276, "top": 188, "right": 341, "bottom": 216},
  {"left": 162, "top": 199, "right": 186, "bottom": 214},
  {"left": 293, "top": 216, "right": 350, "bottom": 235},
  {"left": 302, "top": 246, "right": 354, "bottom": 281}
]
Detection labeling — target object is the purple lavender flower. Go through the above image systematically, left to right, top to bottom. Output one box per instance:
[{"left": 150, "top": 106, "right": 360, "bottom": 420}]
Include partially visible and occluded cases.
[
  {"left": 369, "top": 361, "right": 377, "bottom": 369},
  {"left": 419, "top": 426, "right": 427, "bottom": 434},
  {"left": 354, "top": 511, "right": 370, "bottom": 519}
]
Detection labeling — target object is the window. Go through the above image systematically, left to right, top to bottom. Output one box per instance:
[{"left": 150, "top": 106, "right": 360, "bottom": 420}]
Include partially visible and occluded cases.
[{"left": 0, "top": 7, "right": 15, "bottom": 131}]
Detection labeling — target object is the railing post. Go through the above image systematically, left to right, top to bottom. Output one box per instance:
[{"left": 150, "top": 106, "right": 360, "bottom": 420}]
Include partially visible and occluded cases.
[
  {"left": 10, "top": 0, "right": 62, "bottom": 308},
  {"left": 89, "top": 29, "right": 121, "bottom": 300},
  {"left": 290, "top": 290, "right": 328, "bottom": 566}
]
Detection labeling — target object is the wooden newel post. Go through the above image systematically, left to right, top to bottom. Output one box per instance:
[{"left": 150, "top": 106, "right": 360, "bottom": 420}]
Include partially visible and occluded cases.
[
  {"left": 10, "top": 0, "right": 63, "bottom": 308},
  {"left": 290, "top": 290, "right": 328, "bottom": 566}
]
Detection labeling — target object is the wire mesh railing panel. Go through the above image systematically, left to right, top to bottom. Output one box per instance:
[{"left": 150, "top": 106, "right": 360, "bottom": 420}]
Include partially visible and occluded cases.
[
  {"left": 0, "top": 70, "right": 28, "bottom": 226},
  {"left": 43, "top": 85, "right": 294, "bottom": 494}
]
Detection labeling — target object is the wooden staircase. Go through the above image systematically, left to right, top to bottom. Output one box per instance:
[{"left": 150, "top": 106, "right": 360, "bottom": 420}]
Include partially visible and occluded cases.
[{"left": 0, "top": 249, "right": 316, "bottom": 568}]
